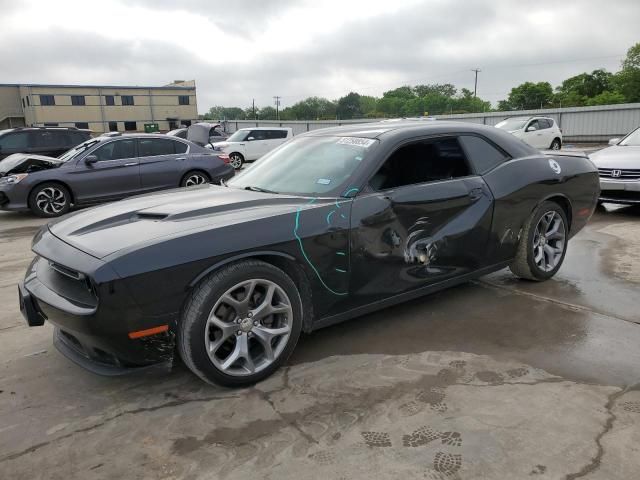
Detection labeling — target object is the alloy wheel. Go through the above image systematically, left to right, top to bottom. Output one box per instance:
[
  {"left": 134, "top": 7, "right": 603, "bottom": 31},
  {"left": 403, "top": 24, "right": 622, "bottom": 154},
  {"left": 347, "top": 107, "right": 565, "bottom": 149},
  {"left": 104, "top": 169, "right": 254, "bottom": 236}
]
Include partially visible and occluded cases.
[
  {"left": 229, "top": 154, "right": 243, "bottom": 169},
  {"left": 185, "top": 174, "right": 207, "bottom": 187},
  {"left": 35, "top": 187, "right": 67, "bottom": 215},
  {"left": 532, "top": 211, "right": 566, "bottom": 272},
  {"left": 204, "top": 279, "right": 293, "bottom": 376}
]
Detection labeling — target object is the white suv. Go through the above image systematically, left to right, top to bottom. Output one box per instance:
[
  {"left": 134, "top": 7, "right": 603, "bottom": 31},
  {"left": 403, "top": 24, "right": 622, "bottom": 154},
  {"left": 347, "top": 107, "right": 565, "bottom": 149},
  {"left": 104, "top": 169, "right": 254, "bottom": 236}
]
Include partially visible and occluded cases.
[
  {"left": 495, "top": 116, "right": 562, "bottom": 150},
  {"left": 209, "top": 127, "right": 293, "bottom": 169}
]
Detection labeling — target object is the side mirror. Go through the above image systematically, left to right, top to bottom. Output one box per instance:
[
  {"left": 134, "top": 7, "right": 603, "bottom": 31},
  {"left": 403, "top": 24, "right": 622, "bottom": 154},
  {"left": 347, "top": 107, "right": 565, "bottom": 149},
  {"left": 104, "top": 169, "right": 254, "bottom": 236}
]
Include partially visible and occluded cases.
[
  {"left": 526, "top": 126, "right": 537, "bottom": 132},
  {"left": 247, "top": 136, "right": 255, "bottom": 141},
  {"left": 608, "top": 138, "right": 621, "bottom": 146},
  {"left": 84, "top": 155, "right": 98, "bottom": 165}
]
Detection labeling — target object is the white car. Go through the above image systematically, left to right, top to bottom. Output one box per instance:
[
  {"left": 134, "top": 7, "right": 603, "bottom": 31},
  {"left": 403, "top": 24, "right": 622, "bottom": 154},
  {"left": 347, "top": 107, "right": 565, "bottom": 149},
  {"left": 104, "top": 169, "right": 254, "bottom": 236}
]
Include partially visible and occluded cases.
[
  {"left": 495, "top": 116, "right": 562, "bottom": 150},
  {"left": 209, "top": 127, "right": 293, "bottom": 169},
  {"left": 589, "top": 127, "right": 640, "bottom": 205}
]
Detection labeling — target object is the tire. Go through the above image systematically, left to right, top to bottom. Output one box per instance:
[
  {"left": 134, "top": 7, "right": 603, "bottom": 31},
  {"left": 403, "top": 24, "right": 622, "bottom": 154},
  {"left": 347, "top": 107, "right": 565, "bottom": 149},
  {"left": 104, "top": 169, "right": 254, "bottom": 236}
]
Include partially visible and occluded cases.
[
  {"left": 550, "top": 138, "right": 561, "bottom": 150},
  {"left": 229, "top": 152, "right": 244, "bottom": 170},
  {"left": 180, "top": 170, "right": 210, "bottom": 187},
  {"left": 28, "top": 182, "right": 71, "bottom": 218},
  {"left": 509, "top": 201, "right": 569, "bottom": 281},
  {"left": 178, "top": 260, "right": 303, "bottom": 387}
]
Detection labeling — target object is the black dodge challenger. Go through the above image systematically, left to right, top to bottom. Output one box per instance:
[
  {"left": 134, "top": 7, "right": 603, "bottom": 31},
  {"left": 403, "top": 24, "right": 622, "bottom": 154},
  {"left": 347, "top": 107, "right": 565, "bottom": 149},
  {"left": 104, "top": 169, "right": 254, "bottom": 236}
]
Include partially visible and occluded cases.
[{"left": 19, "top": 121, "right": 600, "bottom": 386}]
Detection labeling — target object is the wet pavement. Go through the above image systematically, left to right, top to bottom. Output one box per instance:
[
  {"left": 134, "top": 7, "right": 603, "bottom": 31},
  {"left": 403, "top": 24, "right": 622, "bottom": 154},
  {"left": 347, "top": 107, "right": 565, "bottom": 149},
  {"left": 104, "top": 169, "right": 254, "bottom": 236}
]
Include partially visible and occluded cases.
[{"left": 0, "top": 205, "right": 639, "bottom": 479}]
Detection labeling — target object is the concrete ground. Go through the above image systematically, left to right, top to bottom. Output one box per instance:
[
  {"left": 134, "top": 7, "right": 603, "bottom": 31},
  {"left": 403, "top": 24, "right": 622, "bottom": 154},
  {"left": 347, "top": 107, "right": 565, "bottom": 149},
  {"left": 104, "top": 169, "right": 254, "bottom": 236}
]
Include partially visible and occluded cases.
[{"left": 0, "top": 205, "right": 639, "bottom": 480}]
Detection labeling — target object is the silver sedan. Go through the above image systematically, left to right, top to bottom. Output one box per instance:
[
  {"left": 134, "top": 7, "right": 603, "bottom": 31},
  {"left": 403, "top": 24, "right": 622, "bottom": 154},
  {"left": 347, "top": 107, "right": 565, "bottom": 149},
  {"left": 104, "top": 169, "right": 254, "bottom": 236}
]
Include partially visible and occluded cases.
[{"left": 590, "top": 127, "right": 640, "bottom": 204}]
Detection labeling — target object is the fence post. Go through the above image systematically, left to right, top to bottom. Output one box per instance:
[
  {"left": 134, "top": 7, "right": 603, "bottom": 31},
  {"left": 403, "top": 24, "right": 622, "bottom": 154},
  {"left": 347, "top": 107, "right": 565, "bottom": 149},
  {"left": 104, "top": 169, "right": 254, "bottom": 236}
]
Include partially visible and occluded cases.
[{"left": 307, "top": 122, "right": 309, "bottom": 131}]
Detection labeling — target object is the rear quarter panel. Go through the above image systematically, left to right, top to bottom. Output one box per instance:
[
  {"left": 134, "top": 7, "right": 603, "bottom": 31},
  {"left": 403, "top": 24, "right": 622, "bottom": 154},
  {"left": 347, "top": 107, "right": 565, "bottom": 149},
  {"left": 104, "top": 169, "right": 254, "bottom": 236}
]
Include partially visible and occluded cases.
[{"left": 482, "top": 153, "right": 599, "bottom": 263}]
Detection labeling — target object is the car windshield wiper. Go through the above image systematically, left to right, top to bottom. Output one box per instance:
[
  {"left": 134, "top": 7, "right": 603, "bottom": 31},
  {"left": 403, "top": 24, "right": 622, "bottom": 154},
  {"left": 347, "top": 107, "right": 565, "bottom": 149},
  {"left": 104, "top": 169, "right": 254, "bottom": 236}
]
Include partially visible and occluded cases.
[{"left": 244, "top": 186, "right": 279, "bottom": 194}]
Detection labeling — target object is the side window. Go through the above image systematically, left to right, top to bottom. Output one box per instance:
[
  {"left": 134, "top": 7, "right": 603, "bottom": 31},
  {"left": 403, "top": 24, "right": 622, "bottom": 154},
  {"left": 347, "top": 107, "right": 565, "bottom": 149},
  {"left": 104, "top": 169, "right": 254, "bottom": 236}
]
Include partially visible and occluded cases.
[
  {"left": 538, "top": 119, "right": 551, "bottom": 129},
  {"left": 527, "top": 120, "right": 540, "bottom": 131},
  {"left": 209, "top": 129, "right": 222, "bottom": 137},
  {"left": 249, "top": 130, "right": 267, "bottom": 140},
  {"left": 266, "top": 130, "right": 288, "bottom": 139},
  {"left": 35, "top": 131, "right": 59, "bottom": 148},
  {"left": 0, "top": 132, "right": 29, "bottom": 150},
  {"left": 70, "top": 132, "right": 88, "bottom": 146},
  {"left": 458, "top": 135, "right": 509, "bottom": 174},
  {"left": 370, "top": 137, "right": 471, "bottom": 191},
  {"left": 138, "top": 138, "right": 176, "bottom": 157},
  {"left": 92, "top": 139, "right": 136, "bottom": 161},
  {"left": 174, "top": 140, "right": 188, "bottom": 154}
]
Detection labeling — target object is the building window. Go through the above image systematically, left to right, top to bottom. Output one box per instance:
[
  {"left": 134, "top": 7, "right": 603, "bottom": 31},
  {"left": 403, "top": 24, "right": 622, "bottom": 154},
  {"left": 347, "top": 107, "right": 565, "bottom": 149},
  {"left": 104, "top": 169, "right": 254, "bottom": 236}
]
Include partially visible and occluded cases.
[
  {"left": 40, "top": 95, "right": 55, "bottom": 106},
  {"left": 71, "top": 95, "right": 86, "bottom": 106},
  {"left": 105, "top": 95, "right": 115, "bottom": 106},
  {"left": 121, "top": 95, "right": 134, "bottom": 106},
  {"left": 178, "top": 95, "right": 190, "bottom": 105},
  {"left": 26, "top": 96, "right": 30, "bottom": 106},
  {"left": 22, "top": 98, "right": 25, "bottom": 108},
  {"left": 108, "top": 121, "right": 118, "bottom": 132},
  {"left": 124, "top": 121, "right": 137, "bottom": 131},
  {"left": 75, "top": 122, "right": 89, "bottom": 129},
  {"left": 43, "top": 123, "right": 59, "bottom": 127}
]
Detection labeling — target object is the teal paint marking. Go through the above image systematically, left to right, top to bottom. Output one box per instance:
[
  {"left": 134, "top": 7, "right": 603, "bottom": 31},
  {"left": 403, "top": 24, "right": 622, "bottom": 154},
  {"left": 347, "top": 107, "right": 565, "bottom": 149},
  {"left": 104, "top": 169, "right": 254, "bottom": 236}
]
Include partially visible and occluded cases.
[
  {"left": 343, "top": 187, "right": 360, "bottom": 197},
  {"left": 294, "top": 199, "right": 348, "bottom": 296},
  {"left": 326, "top": 210, "right": 335, "bottom": 225},
  {"left": 340, "top": 213, "right": 347, "bottom": 219},
  {"left": 336, "top": 251, "right": 346, "bottom": 256},
  {"left": 335, "top": 268, "right": 347, "bottom": 273}
]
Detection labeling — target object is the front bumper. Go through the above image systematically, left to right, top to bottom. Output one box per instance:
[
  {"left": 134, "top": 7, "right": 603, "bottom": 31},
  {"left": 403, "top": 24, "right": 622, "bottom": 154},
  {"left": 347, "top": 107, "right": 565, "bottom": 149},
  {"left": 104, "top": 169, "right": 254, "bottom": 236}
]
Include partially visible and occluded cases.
[
  {"left": 599, "top": 178, "right": 640, "bottom": 204},
  {"left": 20, "top": 230, "right": 176, "bottom": 375}
]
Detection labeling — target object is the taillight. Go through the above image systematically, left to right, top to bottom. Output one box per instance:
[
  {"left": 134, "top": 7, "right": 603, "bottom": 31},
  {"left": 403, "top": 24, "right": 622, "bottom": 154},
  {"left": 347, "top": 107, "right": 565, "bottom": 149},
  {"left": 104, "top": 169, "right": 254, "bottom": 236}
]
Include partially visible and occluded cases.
[{"left": 218, "top": 154, "right": 230, "bottom": 164}]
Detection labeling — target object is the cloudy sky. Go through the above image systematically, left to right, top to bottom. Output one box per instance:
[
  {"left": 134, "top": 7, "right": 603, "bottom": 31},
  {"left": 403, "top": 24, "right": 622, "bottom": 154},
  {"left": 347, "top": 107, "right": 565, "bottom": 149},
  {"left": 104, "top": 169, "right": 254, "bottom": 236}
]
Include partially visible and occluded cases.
[{"left": 1, "top": 0, "right": 638, "bottom": 113}]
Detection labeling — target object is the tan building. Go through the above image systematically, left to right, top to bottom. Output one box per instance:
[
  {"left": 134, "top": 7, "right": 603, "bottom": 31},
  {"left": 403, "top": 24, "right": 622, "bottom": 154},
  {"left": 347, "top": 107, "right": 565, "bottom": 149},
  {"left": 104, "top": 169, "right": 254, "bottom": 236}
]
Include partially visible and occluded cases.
[{"left": 0, "top": 80, "right": 198, "bottom": 133}]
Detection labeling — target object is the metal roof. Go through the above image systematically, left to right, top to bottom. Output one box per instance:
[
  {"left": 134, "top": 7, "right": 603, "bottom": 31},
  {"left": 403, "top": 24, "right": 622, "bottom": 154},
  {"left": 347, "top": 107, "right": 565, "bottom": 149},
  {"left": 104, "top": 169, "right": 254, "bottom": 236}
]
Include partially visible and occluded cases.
[{"left": 0, "top": 83, "right": 194, "bottom": 90}]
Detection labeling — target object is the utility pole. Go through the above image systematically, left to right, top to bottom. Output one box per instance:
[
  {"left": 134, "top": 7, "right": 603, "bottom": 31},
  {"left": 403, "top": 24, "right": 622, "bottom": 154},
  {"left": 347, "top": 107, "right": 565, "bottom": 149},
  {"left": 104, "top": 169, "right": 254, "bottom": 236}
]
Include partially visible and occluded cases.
[
  {"left": 471, "top": 68, "right": 481, "bottom": 97},
  {"left": 273, "top": 96, "right": 281, "bottom": 120},
  {"left": 252, "top": 99, "right": 256, "bottom": 120}
]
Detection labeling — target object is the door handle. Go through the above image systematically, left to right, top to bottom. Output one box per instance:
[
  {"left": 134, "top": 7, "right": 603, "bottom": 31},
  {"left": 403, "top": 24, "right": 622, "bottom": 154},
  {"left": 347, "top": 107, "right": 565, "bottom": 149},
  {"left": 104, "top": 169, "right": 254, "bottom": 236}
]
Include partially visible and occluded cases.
[
  {"left": 176, "top": 157, "right": 186, "bottom": 161},
  {"left": 468, "top": 187, "right": 483, "bottom": 200}
]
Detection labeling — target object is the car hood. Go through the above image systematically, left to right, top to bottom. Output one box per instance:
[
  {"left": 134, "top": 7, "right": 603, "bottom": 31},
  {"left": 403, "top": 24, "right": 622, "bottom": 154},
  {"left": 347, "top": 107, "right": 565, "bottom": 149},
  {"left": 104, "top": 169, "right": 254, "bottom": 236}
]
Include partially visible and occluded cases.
[
  {"left": 589, "top": 145, "right": 640, "bottom": 168},
  {"left": 0, "top": 153, "right": 63, "bottom": 176},
  {"left": 48, "top": 185, "right": 315, "bottom": 259}
]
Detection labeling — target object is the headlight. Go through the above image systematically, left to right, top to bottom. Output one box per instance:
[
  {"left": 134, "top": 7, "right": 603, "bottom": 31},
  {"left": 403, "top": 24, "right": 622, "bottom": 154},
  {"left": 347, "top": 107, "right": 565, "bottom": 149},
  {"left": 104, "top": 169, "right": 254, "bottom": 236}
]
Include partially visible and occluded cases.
[{"left": 0, "top": 173, "right": 28, "bottom": 185}]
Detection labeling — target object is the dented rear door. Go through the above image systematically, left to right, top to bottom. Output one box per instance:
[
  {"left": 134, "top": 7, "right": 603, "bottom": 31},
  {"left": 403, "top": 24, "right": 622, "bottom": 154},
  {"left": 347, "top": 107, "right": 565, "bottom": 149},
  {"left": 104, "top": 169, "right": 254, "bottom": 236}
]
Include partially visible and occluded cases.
[{"left": 348, "top": 176, "right": 493, "bottom": 306}]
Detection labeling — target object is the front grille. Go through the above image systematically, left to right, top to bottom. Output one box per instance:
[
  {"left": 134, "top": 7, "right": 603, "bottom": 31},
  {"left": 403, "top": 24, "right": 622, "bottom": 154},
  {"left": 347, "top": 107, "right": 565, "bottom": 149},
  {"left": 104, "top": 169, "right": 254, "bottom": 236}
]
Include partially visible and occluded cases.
[
  {"left": 598, "top": 168, "right": 640, "bottom": 180},
  {"left": 37, "top": 259, "right": 98, "bottom": 308}
]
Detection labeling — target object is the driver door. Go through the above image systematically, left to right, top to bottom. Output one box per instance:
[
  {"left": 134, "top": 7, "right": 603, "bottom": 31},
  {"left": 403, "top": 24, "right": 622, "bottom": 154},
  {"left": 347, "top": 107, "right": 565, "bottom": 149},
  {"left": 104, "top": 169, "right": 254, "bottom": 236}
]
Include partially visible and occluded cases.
[
  {"left": 523, "top": 119, "right": 545, "bottom": 148},
  {"left": 244, "top": 130, "right": 269, "bottom": 160},
  {"left": 348, "top": 136, "right": 493, "bottom": 308},
  {"left": 70, "top": 138, "right": 141, "bottom": 203}
]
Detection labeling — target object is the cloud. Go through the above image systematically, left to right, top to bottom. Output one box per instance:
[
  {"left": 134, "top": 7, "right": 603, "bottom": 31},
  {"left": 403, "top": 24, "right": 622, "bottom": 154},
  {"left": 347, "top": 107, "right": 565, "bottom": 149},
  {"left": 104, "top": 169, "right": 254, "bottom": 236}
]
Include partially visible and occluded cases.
[{"left": 1, "top": 0, "right": 638, "bottom": 112}]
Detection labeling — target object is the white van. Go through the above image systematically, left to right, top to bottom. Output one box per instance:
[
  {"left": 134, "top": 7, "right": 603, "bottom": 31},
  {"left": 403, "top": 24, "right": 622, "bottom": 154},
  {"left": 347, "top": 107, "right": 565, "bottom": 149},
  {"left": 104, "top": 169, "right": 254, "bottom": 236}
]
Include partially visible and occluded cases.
[
  {"left": 495, "top": 116, "right": 562, "bottom": 150},
  {"left": 209, "top": 127, "right": 293, "bottom": 169}
]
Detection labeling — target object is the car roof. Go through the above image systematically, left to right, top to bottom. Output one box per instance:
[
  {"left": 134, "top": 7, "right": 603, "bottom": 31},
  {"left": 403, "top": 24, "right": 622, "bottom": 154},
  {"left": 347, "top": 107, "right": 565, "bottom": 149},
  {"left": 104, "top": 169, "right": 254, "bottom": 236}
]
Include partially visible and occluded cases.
[
  {"left": 0, "top": 127, "right": 92, "bottom": 134},
  {"left": 237, "top": 127, "right": 291, "bottom": 131}
]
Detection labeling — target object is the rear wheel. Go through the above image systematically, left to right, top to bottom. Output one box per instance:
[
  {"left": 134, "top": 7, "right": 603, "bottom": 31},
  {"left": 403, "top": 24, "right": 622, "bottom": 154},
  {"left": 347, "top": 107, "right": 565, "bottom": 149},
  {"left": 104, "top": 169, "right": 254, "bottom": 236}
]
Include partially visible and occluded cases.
[
  {"left": 550, "top": 138, "right": 561, "bottom": 150},
  {"left": 229, "top": 152, "right": 244, "bottom": 170},
  {"left": 180, "top": 170, "right": 210, "bottom": 187},
  {"left": 28, "top": 183, "right": 71, "bottom": 217},
  {"left": 509, "top": 201, "right": 568, "bottom": 281},
  {"left": 178, "top": 260, "right": 303, "bottom": 386}
]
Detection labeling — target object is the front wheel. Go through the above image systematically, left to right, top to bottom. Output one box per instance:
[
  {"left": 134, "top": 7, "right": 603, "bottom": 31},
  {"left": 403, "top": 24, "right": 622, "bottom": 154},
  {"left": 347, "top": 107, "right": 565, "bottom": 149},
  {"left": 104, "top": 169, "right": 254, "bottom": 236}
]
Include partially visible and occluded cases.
[
  {"left": 550, "top": 138, "right": 562, "bottom": 150},
  {"left": 28, "top": 183, "right": 71, "bottom": 217},
  {"left": 509, "top": 201, "right": 568, "bottom": 281},
  {"left": 178, "top": 260, "right": 303, "bottom": 386}
]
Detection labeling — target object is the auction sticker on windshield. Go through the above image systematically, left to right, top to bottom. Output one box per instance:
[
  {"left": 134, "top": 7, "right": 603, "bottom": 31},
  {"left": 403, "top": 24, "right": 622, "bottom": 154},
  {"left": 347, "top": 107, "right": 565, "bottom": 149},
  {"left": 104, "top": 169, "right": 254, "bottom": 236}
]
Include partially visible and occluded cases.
[{"left": 336, "top": 137, "right": 376, "bottom": 148}]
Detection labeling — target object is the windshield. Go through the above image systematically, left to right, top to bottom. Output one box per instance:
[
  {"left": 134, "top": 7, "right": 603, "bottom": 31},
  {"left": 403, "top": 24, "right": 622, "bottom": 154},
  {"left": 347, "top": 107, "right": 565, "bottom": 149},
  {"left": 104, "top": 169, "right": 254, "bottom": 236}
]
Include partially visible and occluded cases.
[
  {"left": 495, "top": 118, "right": 528, "bottom": 131},
  {"left": 619, "top": 127, "right": 640, "bottom": 146},
  {"left": 226, "top": 130, "right": 250, "bottom": 142},
  {"left": 227, "top": 136, "right": 377, "bottom": 196},
  {"left": 57, "top": 138, "right": 100, "bottom": 162}
]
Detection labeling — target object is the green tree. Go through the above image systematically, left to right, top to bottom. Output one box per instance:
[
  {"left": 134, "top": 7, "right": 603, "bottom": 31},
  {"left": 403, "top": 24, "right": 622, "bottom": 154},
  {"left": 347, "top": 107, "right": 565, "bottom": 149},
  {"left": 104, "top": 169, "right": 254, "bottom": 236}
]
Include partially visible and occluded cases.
[
  {"left": 614, "top": 42, "right": 640, "bottom": 102},
  {"left": 557, "top": 69, "right": 613, "bottom": 99},
  {"left": 505, "top": 82, "right": 554, "bottom": 110},
  {"left": 413, "top": 83, "right": 456, "bottom": 98},
  {"left": 585, "top": 91, "right": 626, "bottom": 106},
  {"left": 336, "top": 92, "right": 362, "bottom": 119},
  {"left": 358, "top": 95, "right": 377, "bottom": 117},
  {"left": 257, "top": 106, "right": 278, "bottom": 120}
]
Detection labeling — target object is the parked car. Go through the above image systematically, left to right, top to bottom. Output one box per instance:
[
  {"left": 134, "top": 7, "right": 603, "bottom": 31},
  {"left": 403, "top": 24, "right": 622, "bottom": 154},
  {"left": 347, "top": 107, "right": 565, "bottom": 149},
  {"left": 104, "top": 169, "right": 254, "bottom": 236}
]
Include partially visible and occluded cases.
[
  {"left": 495, "top": 116, "right": 562, "bottom": 150},
  {"left": 18, "top": 121, "right": 599, "bottom": 386},
  {"left": 183, "top": 122, "right": 227, "bottom": 146},
  {"left": 0, "top": 127, "right": 91, "bottom": 161},
  {"left": 209, "top": 127, "right": 293, "bottom": 169},
  {"left": 589, "top": 127, "right": 640, "bottom": 204},
  {"left": 166, "top": 128, "right": 187, "bottom": 139},
  {"left": 0, "top": 133, "right": 234, "bottom": 217}
]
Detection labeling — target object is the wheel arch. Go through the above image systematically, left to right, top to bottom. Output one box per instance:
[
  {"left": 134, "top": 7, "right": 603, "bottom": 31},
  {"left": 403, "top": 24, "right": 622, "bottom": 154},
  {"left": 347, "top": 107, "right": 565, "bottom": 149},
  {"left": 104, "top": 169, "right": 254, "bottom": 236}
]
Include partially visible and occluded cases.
[
  {"left": 180, "top": 169, "right": 211, "bottom": 186},
  {"left": 537, "top": 193, "right": 573, "bottom": 233}
]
